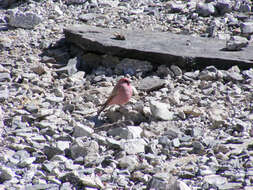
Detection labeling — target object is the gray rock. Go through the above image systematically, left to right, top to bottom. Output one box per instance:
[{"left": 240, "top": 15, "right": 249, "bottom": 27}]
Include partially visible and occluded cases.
[
  {"left": 0, "top": 0, "right": 18, "bottom": 8},
  {"left": 64, "top": 0, "right": 87, "bottom": 5},
  {"left": 216, "top": 0, "right": 232, "bottom": 15},
  {"left": 2, "top": 1, "right": 253, "bottom": 190},
  {"left": 169, "top": 2, "right": 186, "bottom": 13},
  {"left": 196, "top": 3, "right": 215, "bottom": 17},
  {"left": 239, "top": 3, "right": 251, "bottom": 13},
  {"left": 8, "top": 10, "right": 42, "bottom": 29},
  {"left": 79, "top": 13, "right": 97, "bottom": 22},
  {"left": 227, "top": 15, "right": 238, "bottom": 26},
  {"left": 241, "top": 22, "right": 253, "bottom": 34},
  {"left": 64, "top": 24, "right": 253, "bottom": 70},
  {"left": 226, "top": 36, "right": 248, "bottom": 51},
  {"left": 80, "top": 53, "right": 101, "bottom": 72},
  {"left": 41, "top": 55, "right": 56, "bottom": 63},
  {"left": 101, "top": 55, "right": 120, "bottom": 68},
  {"left": 55, "top": 57, "right": 80, "bottom": 76},
  {"left": 65, "top": 57, "right": 81, "bottom": 76},
  {"left": 115, "top": 58, "right": 153, "bottom": 76},
  {"left": 0, "top": 65, "right": 10, "bottom": 73},
  {"left": 31, "top": 65, "right": 46, "bottom": 75},
  {"left": 156, "top": 65, "right": 171, "bottom": 78},
  {"left": 170, "top": 65, "right": 182, "bottom": 77},
  {"left": 198, "top": 66, "right": 217, "bottom": 80},
  {"left": 242, "top": 69, "right": 253, "bottom": 79},
  {"left": 184, "top": 71, "right": 199, "bottom": 80},
  {"left": 227, "top": 72, "right": 243, "bottom": 81},
  {"left": 0, "top": 73, "right": 11, "bottom": 82},
  {"left": 138, "top": 76, "right": 166, "bottom": 92},
  {"left": 0, "top": 86, "right": 9, "bottom": 101},
  {"left": 54, "top": 88, "right": 64, "bottom": 97},
  {"left": 46, "top": 96, "right": 64, "bottom": 103},
  {"left": 150, "top": 101, "right": 173, "bottom": 121},
  {"left": 24, "top": 104, "right": 39, "bottom": 114},
  {"left": 63, "top": 104, "right": 75, "bottom": 113},
  {"left": 0, "top": 107, "right": 3, "bottom": 128},
  {"left": 209, "top": 107, "right": 228, "bottom": 128},
  {"left": 122, "top": 110, "right": 147, "bottom": 125},
  {"left": 73, "top": 122, "right": 94, "bottom": 137},
  {"left": 164, "top": 125, "right": 182, "bottom": 140},
  {"left": 107, "top": 126, "right": 142, "bottom": 139},
  {"left": 191, "top": 127, "right": 204, "bottom": 137},
  {"left": 30, "top": 135, "right": 46, "bottom": 143},
  {"left": 158, "top": 136, "right": 170, "bottom": 146},
  {"left": 106, "top": 137, "right": 121, "bottom": 149},
  {"left": 70, "top": 138, "right": 99, "bottom": 159},
  {"left": 172, "top": 138, "right": 180, "bottom": 148},
  {"left": 120, "top": 139, "right": 146, "bottom": 155},
  {"left": 146, "top": 140, "right": 159, "bottom": 154},
  {"left": 56, "top": 141, "right": 70, "bottom": 152},
  {"left": 192, "top": 141, "right": 205, "bottom": 154},
  {"left": 213, "top": 144, "right": 230, "bottom": 154},
  {"left": 43, "top": 145, "right": 64, "bottom": 160},
  {"left": 12, "top": 150, "right": 30, "bottom": 161},
  {"left": 83, "top": 153, "right": 100, "bottom": 167},
  {"left": 118, "top": 155, "right": 139, "bottom": 172},
  {"left": 18, "top": 157, "right": 36, "bottom": 168},
  {"left": 64, "top": 159, "right": 79, "bottom": 171},
  {"left": 42, "top": 161, "right": 58, "bottom": 173},
  {"left": 199, "top": 165, "right": 216, "bottom": 176},
  {"left": 0, "top": 166, "right": 14, "bottom": 183},
  {"left": 131, "top": 170, "right": 149, "bottom": 183},
  {"left": 59, "top": 171, "right": 80, "bottom": 184},
  {"left": 60, "top": 171, "right": 104, "bottom": 188},
  {"left": 179, "top": 171, "right": 195, "bottom": 179},
  {"left": 147, "top": 174, "right": 188, "bottom": 190},
  {"left": 203, "top": 174, "right": 227, "bottom": 187},
  {"left": 80, "top": 175, "right": 104, "bottom": 189},
  {"left": 117, "top": 175, "right": 129, "bottom": 187},
  {"left": 147, "top": 175, "right": 171, "bottom": 190},
  {"left": 175, "top": 180, "right": 192, "bottom": 190},
  {"left": 60, "top": 182, "right": 74, "bottom": 190},
  {"left": 218, "top": 182, "right": 243, "bottom": 190},
  {"left": 25, "top": 184, "right": 59, "bottom": 190}
]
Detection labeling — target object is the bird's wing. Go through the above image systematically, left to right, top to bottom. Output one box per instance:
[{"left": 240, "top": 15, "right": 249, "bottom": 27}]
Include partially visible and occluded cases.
[{"left": 97, "top": 85, "right": 119, "bottom": 115}]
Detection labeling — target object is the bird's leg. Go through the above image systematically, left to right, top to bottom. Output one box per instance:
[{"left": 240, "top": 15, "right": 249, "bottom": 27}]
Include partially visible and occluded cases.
[{"left": 118, "top": 105, "right": 126, "bottom": 121}]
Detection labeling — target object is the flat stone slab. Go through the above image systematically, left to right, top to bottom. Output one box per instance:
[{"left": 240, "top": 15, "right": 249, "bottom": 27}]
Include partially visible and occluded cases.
[{"left": 64, "top": 24, "right": 253, "bottom": 70}]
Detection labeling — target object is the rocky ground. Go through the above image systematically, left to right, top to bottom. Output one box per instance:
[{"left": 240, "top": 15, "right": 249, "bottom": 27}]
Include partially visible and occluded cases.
[{"left": 0, "top": 0, "right": 253, "bottom": 189}]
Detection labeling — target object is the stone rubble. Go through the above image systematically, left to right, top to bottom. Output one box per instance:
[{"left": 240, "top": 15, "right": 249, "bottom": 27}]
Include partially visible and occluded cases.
[{"left": 0, "top": 0, "right": 253, "bottom": 189}]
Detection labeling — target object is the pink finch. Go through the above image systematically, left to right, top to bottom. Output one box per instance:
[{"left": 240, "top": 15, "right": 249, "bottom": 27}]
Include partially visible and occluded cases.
[{"left": 97, "top": 78, "right": 133, "bottom": 115}]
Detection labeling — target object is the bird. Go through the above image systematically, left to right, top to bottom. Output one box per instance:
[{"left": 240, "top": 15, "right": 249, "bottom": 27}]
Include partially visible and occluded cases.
[{"left": 97, "top": 78, "right": 133, "bottom": 116}]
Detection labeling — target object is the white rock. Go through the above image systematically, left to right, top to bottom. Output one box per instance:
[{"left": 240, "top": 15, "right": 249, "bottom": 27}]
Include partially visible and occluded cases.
[
  {"left": 8, "top": 9, "right": 42, "bottom": 29},
  {"left": 241, "top": 22, "right": 253, "bottom": 34},
  {"left": 150, "top": 101, "right": 173, "bottom": 121},
  {"left": 73, "top": 122, "right": 94, "bottom": 137},
  {"left": 120, "top": 139, "right": 146, "bottom": 154},
  {"left": 56, "top": 141, "right": 70, "bottom": 152},
  {"left": 118, "top": 155, "right": 139, "bottom": 172},
  {"left": 203, "top": 174, "right": 227, "bottom": 186}
]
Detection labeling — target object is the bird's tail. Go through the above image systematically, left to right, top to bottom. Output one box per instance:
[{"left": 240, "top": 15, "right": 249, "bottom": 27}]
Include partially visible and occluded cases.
[{"left": 97, "top": 103, "right": 107, "bottom": 116}]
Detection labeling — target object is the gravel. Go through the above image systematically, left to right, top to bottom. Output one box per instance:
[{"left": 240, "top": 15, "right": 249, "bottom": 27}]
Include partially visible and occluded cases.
[{"left": 0, "top": 0, "right": 253, "bottom": 189}]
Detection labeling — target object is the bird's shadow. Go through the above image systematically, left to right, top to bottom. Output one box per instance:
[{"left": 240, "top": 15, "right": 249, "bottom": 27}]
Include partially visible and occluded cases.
[
  {"left": 85, "top": 108, "right": 132, "bottom": 131},
  {"left": 85, "top": 115, "right": 105, "bottom": 128}
]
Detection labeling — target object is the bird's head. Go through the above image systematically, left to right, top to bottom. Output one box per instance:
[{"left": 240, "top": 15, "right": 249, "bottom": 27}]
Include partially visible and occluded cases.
[{"left": 118, "top": 78, "right": 131, "bottom": 85}]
